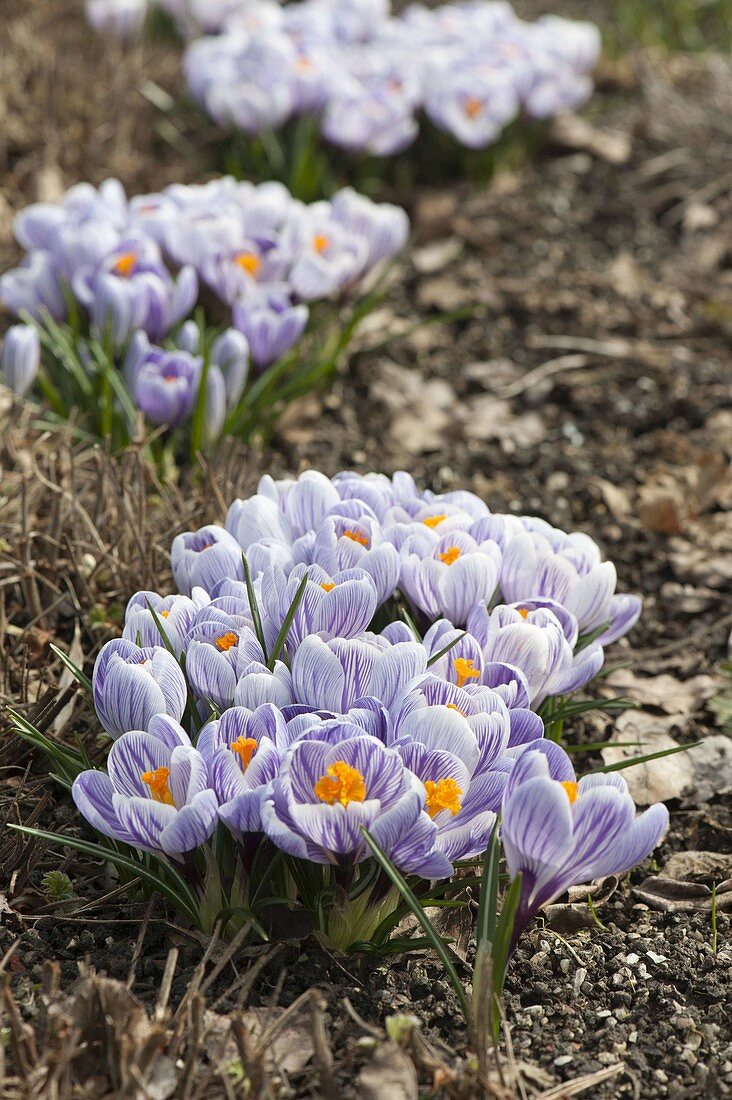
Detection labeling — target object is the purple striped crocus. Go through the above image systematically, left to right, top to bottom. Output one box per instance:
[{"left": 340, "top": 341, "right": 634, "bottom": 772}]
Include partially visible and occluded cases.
[
  {"left": 311, "top": 506, "right": 401, "bottom": 605},
  {"left": 171, "top": 524, "right": 244, "bottom": 596},
  {"left": 500, "top": 524, "right": 641, "bottom": 645},
  {"left": 400, "top": 531, "right": 502, "bottom": 627},
  {"left": 260, "top": 563, "right": 378, "bottom": 651},
  {"left": 123, "top": 591, "right": 203, "bottom": 656},
  {"left": 184, "top": 619, "right": 264, "bottom": 710},
  {"left": 291, "top": 633, "right": 427, "bottom": 713},
  {"left": 92, "top": 639, "right": 188, "bottom": 739},
  {"left": 197, "top": 704, "right": 288, "bottom": 837},
  {"left": 72, "top": 730, "right": 218, "bottom": 859},
  {"left": 261, "top": 733, "right": 452, "bottom": 876},
  {"left": 502, "top": 748, "right": 669, "bottom": 951}
]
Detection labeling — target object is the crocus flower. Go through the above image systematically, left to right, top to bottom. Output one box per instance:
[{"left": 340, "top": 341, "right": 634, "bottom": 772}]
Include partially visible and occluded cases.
[
  {"left": 85, "top": 0, "right": 149, "bottom": 39},
  {"left": 424, "top": 66, "right": 519, "bottom": 148},
  {"left": 282, "top": 209, "right": 369, "bottom": 300},
  {"left": 73, "top": 237, "right": 198, "bottom": 343},
  {"left": 0, "top": 251, "right": 67, "bottom": 321},
  {"left": 232, "top": 285, "right": 309, "bottom": 370},
  {"left": 1, "top": 324, "right": 40, "bottom": 398},
  {"left": 133, "top": 347, "right": 203, "bottom": 428},
  {"left": 311, "top": 506, "right": 401, "bottom": 605},
  {"left": 171, "top": 524, "right": 244, "bottom": 596},
  {"left": 500, "top": 525, "right": 642, "bottom": 644},
  {"left": 400, "top": 531, "right": 502, "bottom": 627},
  {"left": 260, "top": 563, "right": 378, "bottom": 651},
  {"left": 123, "top": 591, "right": 203, "bottom": 655},
  {"left": 466, "top": 603, "right": 603, "bottom": 707},
  {"left": 184, "top": 619, "right": 264, "bottom": 709},
  {"left": 291, "top": 633, "right": 427, "bottom": 713},
  {"left": 92, "top": 639, "right": 188, "bottom": 739},
  {"left": 234, "top": 660, "right": 295, "bottom": 709},
  {"left": 197, "top": 703, "right": 287, "bottom": 836},
  {"left": 72, "top": 731, "right": 218, "bottom": 858},
  {"left": 262, "top": 733, "right": 452, "bottom": 876},
  {"left": 502, "top": 748, "right": 669, "bottom": 950}
]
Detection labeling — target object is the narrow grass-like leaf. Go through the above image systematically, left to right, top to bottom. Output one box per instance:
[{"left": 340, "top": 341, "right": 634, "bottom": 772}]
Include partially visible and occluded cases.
[
  {"left": 242, "top": 553, "right": 267, "bottom": 658},
  {"left": 267, "top": 573, "right": 309, "bottom": 670},
  {"left": 426, "top": 631, "right": 468, "bottom": 668},
  {"left": 49, "top": 643, "right": 93, "bottom": 696},
  {"left": 590, "top": 741, "right": 697, "bottom": 774},
  {"left": 475, "top": 819, "right": 500, "bottom": 951},
  {"left": 9, "top": 825, "right": 200, "bottom": 924},
  {"left": 361, "top": 827, "right": 469, "bottom": 1020}
]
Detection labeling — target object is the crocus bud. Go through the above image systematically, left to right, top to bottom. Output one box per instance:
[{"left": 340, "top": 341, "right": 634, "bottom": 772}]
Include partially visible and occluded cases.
[
  {"left": 1, "top": 324, "right": 40, "bottom": 398},
  {"left": 211, "top": 328, "right": 249, "bottom": 405},
  {"left": 92, "top": 639, "right": 188, "bottom": 739}
]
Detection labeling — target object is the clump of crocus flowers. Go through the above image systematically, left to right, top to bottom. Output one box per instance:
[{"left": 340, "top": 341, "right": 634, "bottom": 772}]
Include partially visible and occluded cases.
[
  {"left": 181, "top": 0, "right": 600, "bottom": 156},
  {"left": 0, "top": 178, "right": 408, "bottom": 450},
  {"left": 72, "top": 470, "right": 668, "bottom": 951}
]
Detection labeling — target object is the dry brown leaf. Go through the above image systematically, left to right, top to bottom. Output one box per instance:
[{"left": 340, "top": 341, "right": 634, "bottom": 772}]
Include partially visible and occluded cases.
[
  {"left": 550, "top": 113, "right": 632, "bottom": 164},
  {"left": 411, "top": 236, "right": 463, "bottom": 274},
  {"left": 462, "top": 396, "right": 546, "bottom": 451},
  {"left": 602, "top": 669, "right": 718, "bottom": 717},
  {"left": 600, "top": 716, "right": 695, "bottom": 805},
  {"left": 684, "top": 735, "right": 732, "bottom": 803},
  {"left": 663, "top": 851, "right": 732, "bottom": 882},
  {"left": 633, "top": 876, "right": 732, "bottom": 912},
  {"left": 239, "top": 1007, "right": 316, "bottom": 1075},
  {"left": 357, "top": 1043, "right": 419, "bottom": 1100}
]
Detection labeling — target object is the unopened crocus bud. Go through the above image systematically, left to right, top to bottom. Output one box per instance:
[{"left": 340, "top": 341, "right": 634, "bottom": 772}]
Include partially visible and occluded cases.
[
  {"left": 176, "top": 319, "right": 201, "bottom": 355},
  {"left": 1, "top": 324, "right": 40, "bottom": 398},
  {"left": 211, "top": 328, "right": 249, "bottom": 405}
]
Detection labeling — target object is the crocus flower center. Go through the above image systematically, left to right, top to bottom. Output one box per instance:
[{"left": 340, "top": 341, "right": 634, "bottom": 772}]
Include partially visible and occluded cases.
[
  {"left": 463, "top": 96, "right": 483, "bottom": 119},
  {"left": 313, "top": 233, "right": 330, "bottom": 254},
  {"left": 112, "top": 251, "right": 138, "bottom": 278},
  {"left": 235, "top": 251, "right": 261, "bottom": 276},
  {"left": 423, "top": 514, "right": 447, "bottom": 528},
  {"left": 342, "top": 528, "right": 369, "bottom": 547},
  {"left": 438, "top": 546, "right": 462, "bottom": 565},
  {"left": 321, "top": 582, "right": 336, "bottom": 592},
  {"left": 517, "top": 607, "right": 529, "bottom": 620},
  {"left": 160, "top": 610, "right": 170, "bottom": 618},
  {"left": 215, "top": 631, "right": 239, "bottom": 652},
  {"left": 453, "top": 657, "right": 480, "bottom": 688},
  {"left": 445, "top": 702, "right": 465, "bottom": 715},
  {"left": 230, "top": 736, "right": 258, "bottom": 771},
  {"left": 314, "top": 761, "right": 367, "bottom": 807},
  {"left": 141, "top": 766, "right": 175, "bottom": 805},
  {"left": 425, "top": 778, "right": 463, "bottom": 818},
  {"left": 561, "top": 781, "right": 579, "bottom": 804}
]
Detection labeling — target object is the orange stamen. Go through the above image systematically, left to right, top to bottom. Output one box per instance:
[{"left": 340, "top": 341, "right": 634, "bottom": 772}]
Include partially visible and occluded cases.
[
  {"left": 464, "top": 97, "right": 483, "bottom": 119},
  {"left": 313, "top": 233, "right": 330, "bottom": 254},
  {"left": 112, "top": 251, "right": 137, "bottom": 278},
  {"left": 235, "top": 251, "right": 261, "bottom": 276},
  {"left": 423, "top": 514, "right": 447, "bottom": 529},
  {"left": 342, "top": 529, "right": 369, "bottom": 547},
  {"left": 438, "top": 546, "right": 462, "bottom": 566},
  {"left": 321, "top": 582, "right": 336, "bottom": 592},
  {"left": 517, "top": 607, "right": 529, "bottom": 620},
  {"left": 215, "top": 631, "right": 239, "bottom": 652},
  {"left": 453, "top": 657, "right": 480, "bottom": 688},
  {"left": 446, "top": 703, "right": 465, "bottom": 715},
  {"left": 230, "top": 736, "right": 258, "bottom": 771},
  {"left": 314, "top": 761, "right": 367, "bottom": 807},
  {"left": 141, "top": 766, "right": 175, "bottom": 806},
  {"left": 425, "top": 778, "right": 463, "bottom": 818},
  {"left": 561, "top": 781, "right": 579, "bottom": 804}
]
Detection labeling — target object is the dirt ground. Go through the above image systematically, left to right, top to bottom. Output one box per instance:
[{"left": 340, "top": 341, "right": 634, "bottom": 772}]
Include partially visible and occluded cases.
[{"left": 1, "top": 1, "right": 731, "bottom": 1097}]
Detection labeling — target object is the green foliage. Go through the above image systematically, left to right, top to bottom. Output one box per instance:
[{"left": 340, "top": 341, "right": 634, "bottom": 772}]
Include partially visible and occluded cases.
[{"left": 609, "top": 0, "right": 732, "bottom": 53}]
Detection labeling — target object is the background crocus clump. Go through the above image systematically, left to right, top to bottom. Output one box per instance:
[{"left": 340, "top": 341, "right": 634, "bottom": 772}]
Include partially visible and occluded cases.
[
  {"left": 181, "top": 0, "right": 601, "bottom": 157},
  {"left": 0, "top": 178, "right": 408, "bottom": 457},
  {"left": 68, "top": 469, "right": 667, "bottom": 953}
]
